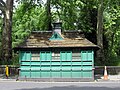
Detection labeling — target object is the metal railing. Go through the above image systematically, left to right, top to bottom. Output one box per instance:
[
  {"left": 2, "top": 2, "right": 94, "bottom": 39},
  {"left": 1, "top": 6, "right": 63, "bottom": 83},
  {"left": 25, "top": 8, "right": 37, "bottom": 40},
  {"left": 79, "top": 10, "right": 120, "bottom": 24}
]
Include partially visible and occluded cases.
[
  {"left": 0, "top": 65, "right": 19, "bottom": 78},
  {"left": 0, "top": 66, "right": 120, "bottom": 78},
  {"left": 95, "top": 66, "right": 120, "bottom": 75}
]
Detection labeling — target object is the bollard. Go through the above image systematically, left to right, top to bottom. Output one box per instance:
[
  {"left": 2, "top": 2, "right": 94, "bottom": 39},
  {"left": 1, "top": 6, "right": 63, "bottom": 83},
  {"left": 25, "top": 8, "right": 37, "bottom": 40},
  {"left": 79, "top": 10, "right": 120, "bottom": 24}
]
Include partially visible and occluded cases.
[{"left": 5, "top": 65, "right": 9, "bottom": 79}]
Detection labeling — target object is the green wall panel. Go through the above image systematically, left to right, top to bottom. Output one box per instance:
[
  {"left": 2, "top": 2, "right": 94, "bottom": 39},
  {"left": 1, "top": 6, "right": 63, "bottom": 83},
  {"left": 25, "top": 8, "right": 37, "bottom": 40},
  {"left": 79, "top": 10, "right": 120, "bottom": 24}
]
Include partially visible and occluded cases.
[
  {"left": 19, "top": 50, "right": 94, "bottom": 79},
  {"left": 81, "top": 50, "right": 94, "bottom": 61},
  {"left": 60, "top": 51, "right": 72, "bottom": 61},
  {"left": 81, "top": 51, "right": 87, "bottom": 61},
  {"left": 87, "top": 51, "right": 93, "bottom": 61},
  {"left": 20, "top": 52, "right": 26, "bottom": 61},
  {"left": 20, "top": 52, "right": 31, "bottom": 61},
  {"left": 26, "top": 52, "right": 31, "bottom": 61},
  {"left": 40, "top": 52, "right": 46, "bottom": 61},
  {"left": 40, "top": 52, "right": 52, "bottom": 61},
  {"left": 46, "top": 52, "right": 52, "bottom": 60},
  {"left": 60, "top": 52, "right": 66, "bottom": 61},
  {"left": 67, "top": 52, "right": 72, "bottom": 61},
  {"left": 21, "top": 62, "right": 30, "bottom": 65},
  {"left": 31, "top": 62, "right": 40, "bottom": 65},
  {"left": 41, "top": 62, "right": 51, "bottom": 65},
  {"left": 51, "top": 62, "right": 61, "bottom": 65},
  {"left": 62, "top": 62, "right": 71, "bottom": 65},
  {"left": 72, "top": 62, "right": 82, "bottom": 65},
  {"left": 82, "top": 62, "right": 92, "bottom": 65},
  {"left": 21, "top": 66, "right": 30, "bottom": 70},
  {"left": 31, "top": 66, "right": 40, "bottom": 70},
  {"left": 41, "top": 66, "right": 50, "bottom": 70},
  {"left": 51, "top": 66, "right": 61, "bottom": 70},
  {"left": 62, "top": 66, "right": 71, "bottom": 70},
  {"left": 72, "top": 66, "right": 81, "bottom": 70},
  {"left": 72, "top": 66, "right": 81, "bottom": 71},
  {"left": 82, "top": 66, "right": 92, "bottom": 70},
  {"left": 20, "top": 70, "right": 30, "bottom": 78},
  {"left": 31, "top": 70, "right": 40, "bottom": 78},
  {"left": 82, "top": 70, "right": 92, "bottom": 78},
  {"left": 41, "top": 71, "right": 50, "bottom": 78},
  {"left": 51, "top": 71, "right": 61, "bottom": 78},
  {"left": 62, "top": 71, "right": 71, "bottom": 78},
  {"left": 72, "top": 71, "right": 82, "bottom": 78}
]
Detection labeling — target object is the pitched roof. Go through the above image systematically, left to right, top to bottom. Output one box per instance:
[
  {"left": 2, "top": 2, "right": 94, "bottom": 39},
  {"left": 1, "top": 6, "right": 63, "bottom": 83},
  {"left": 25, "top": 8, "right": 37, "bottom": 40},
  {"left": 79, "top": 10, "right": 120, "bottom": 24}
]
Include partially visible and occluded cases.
[{"left": 15, "top": 31, "right": 98, "bottom": 49}]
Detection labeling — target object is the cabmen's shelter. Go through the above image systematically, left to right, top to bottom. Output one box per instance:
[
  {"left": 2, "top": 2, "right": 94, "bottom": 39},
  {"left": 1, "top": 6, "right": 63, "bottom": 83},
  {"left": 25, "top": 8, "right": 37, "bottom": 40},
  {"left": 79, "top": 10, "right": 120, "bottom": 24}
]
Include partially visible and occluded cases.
[{"left": 14, "top": 22, "right": 98, "bottom": 81}]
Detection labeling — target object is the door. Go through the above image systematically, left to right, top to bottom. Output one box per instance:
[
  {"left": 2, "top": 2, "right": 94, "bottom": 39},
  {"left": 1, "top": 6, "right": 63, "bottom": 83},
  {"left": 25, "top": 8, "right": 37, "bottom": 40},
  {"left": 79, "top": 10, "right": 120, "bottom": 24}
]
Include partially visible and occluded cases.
[
  {"left": 81, "top": 50, "right": 94, "bottom": 78},
  {"left": 20, "top": 52, "right": 31, "bottom": 78}
]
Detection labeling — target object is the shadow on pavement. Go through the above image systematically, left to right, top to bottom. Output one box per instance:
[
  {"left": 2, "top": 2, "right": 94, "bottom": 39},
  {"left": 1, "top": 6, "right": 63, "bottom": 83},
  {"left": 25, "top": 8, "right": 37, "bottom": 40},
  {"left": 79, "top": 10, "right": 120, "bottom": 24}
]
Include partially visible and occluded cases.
[{"left": 16, "top": 85, "right": 120, "bottom": 90}]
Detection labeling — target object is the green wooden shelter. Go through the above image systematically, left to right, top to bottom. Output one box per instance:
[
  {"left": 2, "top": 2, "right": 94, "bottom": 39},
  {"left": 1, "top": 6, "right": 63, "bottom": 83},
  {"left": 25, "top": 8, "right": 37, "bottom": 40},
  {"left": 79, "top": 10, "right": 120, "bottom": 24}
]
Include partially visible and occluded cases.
[{"left": 14, "top": 23, "right": 98, "bottom": 81}]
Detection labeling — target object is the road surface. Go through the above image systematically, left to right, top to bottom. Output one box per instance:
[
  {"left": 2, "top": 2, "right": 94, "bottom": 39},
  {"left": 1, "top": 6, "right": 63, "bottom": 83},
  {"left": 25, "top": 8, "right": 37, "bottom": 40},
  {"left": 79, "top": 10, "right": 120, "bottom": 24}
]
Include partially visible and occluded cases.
[{"left": 0, "top": 80, "right": 120, "bottom": 90}]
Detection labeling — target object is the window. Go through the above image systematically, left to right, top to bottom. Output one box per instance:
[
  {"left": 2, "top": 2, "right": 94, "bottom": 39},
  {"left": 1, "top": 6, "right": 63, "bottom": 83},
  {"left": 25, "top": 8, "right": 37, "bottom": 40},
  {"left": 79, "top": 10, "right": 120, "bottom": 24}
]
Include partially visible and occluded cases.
[
  {"left": 72, "top": 49, "right": 81, "bottom": 61},
  {"left": 31, "top": 52, "right": 40, "bottom": 61},
  {"left": 52, "top": 52, "right": 60, "bottom": 61},
  {"left": 72, "top": 52, "right": 81, "bottom": 61}
]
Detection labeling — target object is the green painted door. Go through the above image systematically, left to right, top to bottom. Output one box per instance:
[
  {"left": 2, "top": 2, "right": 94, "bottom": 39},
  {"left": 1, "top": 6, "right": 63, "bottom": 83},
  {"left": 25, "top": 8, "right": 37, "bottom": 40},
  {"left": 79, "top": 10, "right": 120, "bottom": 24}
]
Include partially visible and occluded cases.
[
  {"left": 81, "top": 50, "right": 93, "bottom": 78},
  {"left": 40, "top": 51, "right": 51, "bottom": 78},
  {"left": 60, "top": 51, "right": 72, "bottom": 78},
  {"left": 60, "top": 51, "right": 72, "bottom": 61},
  {"left": 20, "top": 52, "right": 31, "bottom": 78}
]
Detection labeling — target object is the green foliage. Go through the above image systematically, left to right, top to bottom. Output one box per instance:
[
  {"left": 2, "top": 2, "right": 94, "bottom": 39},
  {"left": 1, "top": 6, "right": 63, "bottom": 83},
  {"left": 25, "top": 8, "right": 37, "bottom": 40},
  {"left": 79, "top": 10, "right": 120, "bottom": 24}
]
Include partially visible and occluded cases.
[
  {"left": 0, "top": 0, "right": 119, "bottom": 65},
  {"left": 51, "top": 0, "right": 97, "bottom": 31},
  {"left": 103, "top": 0, "right": 120, "bottom": 65},
  {"left": 12, "top": 3, "right": 47, "bottom": 48},
  {"left": 11, "top": 53, "right": 19, "bottom": 65}
]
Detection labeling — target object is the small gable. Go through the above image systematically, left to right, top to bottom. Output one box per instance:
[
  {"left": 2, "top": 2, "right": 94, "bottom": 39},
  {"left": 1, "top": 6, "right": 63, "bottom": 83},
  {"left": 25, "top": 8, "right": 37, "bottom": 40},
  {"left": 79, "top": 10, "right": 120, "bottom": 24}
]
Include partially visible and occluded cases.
[{"left": 49, "top": 32, "right": 63, "bottom": 40}]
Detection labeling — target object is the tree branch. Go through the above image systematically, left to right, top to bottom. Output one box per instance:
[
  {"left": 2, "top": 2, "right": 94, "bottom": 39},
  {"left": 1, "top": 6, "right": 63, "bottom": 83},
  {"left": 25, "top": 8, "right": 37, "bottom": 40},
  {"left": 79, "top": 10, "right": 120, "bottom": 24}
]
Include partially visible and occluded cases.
[
  {"left": 0, "top": 0, "right": 6, "bottom": 7},
  {"left": 0, "top": 0, "right": 6, "bottom": 14},
  {"left": 0, "top": 5, "right": 5, "bottom": 13}
]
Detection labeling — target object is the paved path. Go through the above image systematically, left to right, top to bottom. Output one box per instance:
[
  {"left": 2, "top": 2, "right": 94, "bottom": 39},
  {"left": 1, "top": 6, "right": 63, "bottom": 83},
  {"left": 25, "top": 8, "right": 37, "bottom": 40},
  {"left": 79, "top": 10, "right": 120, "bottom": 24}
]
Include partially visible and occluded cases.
[
  {"left": 0, "top": 74, "right": 120, "bottom": 90},
  {"left": 0, "top": 81, "right": 120, "bottom": 90}
]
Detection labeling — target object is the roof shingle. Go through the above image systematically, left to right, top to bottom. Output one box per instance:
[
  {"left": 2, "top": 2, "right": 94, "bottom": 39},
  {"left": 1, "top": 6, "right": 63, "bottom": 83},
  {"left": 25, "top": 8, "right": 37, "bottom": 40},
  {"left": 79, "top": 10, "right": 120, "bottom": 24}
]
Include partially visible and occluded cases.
[{"left": 16, "top": 31, "right": 98, "bottom": 48}]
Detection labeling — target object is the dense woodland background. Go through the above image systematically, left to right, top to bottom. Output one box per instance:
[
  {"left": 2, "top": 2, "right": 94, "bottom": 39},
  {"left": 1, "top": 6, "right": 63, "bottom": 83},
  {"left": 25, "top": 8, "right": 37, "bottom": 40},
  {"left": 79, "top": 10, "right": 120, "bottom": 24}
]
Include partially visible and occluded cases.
[{"left": 0, "top": 0, "right": 120, "bottom": 66}]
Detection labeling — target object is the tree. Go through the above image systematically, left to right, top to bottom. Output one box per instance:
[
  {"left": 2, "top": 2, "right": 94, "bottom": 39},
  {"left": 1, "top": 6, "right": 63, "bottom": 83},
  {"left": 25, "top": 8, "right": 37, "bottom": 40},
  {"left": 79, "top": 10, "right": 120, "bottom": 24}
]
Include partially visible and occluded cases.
[
  {"left": 0, "top": 0, "right": 14, "bottom": 64},
  {"left": 0, "top": 0, "right": 119, "bottom": 65},
  {"left": 46, "top": 0, "right": 52, "bottom": 30},
  {"left": 96, "top": 0, "right": 104, "bottom": 64},
  {"left": 102, "top": 0, "right": 120, "bottom": 65}
]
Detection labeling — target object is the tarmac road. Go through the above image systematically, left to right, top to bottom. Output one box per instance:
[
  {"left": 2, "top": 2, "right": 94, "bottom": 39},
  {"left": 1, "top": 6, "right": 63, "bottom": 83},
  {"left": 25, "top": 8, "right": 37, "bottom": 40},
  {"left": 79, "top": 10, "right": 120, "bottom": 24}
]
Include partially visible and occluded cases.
[{"left": 0, "top": 81, "right": 120, "bottom": 90}]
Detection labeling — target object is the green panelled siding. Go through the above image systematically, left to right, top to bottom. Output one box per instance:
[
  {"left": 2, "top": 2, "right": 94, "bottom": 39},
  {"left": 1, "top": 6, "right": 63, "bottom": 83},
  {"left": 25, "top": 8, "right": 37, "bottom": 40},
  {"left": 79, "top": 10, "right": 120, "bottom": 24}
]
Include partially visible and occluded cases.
[
  {"left": 19, "top": 50, "right": 94, "bottom": 79},
  {"left": 60, "top": 51, "right": 72, "bottom": 61},
  {"left": 81, "top": 51, "right": 93, "bottom": 78}
]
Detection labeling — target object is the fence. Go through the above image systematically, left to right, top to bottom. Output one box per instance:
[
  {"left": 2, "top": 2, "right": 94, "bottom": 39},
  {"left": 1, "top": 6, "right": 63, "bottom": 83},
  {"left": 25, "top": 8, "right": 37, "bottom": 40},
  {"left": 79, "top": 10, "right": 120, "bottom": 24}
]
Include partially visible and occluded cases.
[
  {"left": 0, "top": 65, "right": 19, "bottom": 78},
  {"left": 0, "top": 66, "right": 120, "bottom": 78},
  {"left": 95, "top": 66, "right": 120, "bottom": 75}
]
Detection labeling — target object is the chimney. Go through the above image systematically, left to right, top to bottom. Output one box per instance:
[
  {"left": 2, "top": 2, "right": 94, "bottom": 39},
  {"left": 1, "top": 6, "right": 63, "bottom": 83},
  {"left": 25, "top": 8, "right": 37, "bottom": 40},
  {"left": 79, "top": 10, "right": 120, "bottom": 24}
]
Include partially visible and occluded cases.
[{"left": 53, "top": 22, "right": 62, "bottom": 34}]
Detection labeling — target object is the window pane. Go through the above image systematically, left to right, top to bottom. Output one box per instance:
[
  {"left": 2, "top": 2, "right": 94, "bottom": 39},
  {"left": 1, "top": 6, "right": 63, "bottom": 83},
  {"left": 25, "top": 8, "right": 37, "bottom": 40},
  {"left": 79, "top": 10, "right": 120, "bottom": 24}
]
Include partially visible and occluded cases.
[
  {"left": 72, "top": 50, "right": 81, "bottom": 61},
  {"left": 31, "top": 52, "right": 40, "bottom": 61},
  {"left": 52, "top": 52, "right": 60, "bottom": 61}
]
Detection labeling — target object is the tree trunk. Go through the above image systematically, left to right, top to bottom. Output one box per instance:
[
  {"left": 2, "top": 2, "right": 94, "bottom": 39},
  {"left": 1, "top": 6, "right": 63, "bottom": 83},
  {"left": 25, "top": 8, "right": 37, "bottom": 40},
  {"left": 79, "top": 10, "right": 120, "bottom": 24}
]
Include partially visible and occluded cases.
[
  {"left": 1, "top": 0, "right": 13, "bottom": 64},
  {"left": 46, "top": 0, "right": 52, "bottom": 30},
  {"left": 97, "top": 0, "right": 104, "bottom": 65}
]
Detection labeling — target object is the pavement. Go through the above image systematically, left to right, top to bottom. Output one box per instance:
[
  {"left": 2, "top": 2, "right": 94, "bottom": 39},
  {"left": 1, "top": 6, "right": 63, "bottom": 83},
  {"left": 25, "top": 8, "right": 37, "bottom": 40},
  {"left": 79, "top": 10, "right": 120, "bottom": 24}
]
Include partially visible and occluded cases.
[
  {"left": 1, "top": 74, "right": 120, "bottom": 82},
  {"left": 95, "top": 74, "right": 120, "bottom": 82}
]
